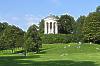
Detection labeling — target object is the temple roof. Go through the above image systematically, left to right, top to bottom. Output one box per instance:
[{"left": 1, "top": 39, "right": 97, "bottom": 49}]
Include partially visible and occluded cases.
[{"left": 44, "top": 14, "right": 57, "bottom": 20}]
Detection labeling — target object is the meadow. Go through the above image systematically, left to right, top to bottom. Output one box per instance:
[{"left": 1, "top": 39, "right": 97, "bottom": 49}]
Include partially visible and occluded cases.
[{"left": 0, "top": 43, "right": 100, "bottom": 66}]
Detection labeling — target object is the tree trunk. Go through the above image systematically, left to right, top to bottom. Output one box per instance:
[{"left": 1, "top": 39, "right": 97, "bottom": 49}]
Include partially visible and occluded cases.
[
  {"left": 36, "top": 48, "right": 39, "bottom": 54},
  {"left": 12, "top": 49, "right": 13, "bottom": 53},
  {"left": 24, "top": 50, "right": 27, "bottom": 56}
]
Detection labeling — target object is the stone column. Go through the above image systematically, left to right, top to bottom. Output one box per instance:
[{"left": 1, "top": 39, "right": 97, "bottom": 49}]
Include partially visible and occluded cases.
[
  {"left": 44, "top": 22, "right": 47, "bottom": 34},
  {"left": 48, "top": 22, "right": 50, "bottom": 34},
  {"left": 52, "top": 22, "right": 54, "bottom": 34},
  {"left": 53, "top": 22, "right": 55, "bottom": 34},
  {"left": 55, "top": 22, "right": 58, "bottom": 34}
]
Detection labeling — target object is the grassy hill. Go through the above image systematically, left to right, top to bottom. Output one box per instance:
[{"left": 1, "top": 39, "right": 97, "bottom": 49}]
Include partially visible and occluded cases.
[{"left": 0, "top": 43, "right": 100, "bottom": 66}]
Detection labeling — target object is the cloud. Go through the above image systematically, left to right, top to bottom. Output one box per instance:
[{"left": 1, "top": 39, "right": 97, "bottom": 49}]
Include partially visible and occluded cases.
[
  {"left": 0, "top": 15, "right": 42, "bottom": 31},
  {"left": 24, "top": 15, "right": 41, "bottom": 27},
  {"left": 11, "top": 17, "right": 19, "bottom": 21}
]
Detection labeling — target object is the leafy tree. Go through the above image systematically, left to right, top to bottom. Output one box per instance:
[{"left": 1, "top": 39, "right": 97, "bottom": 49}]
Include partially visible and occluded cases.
[
  {"left": 96, "top": 6, "right": 100, "bottom": 12},
  {"left": 82, "top": 12, "right": 100, "bottom": 43},
  {"left": 58, "top": 14, "right": 75, "bottom": 34},
  {"left": 75, "top": 16, "right": 86, "bottom": 42},
  {"left": 76, "top": 16, "right": 86, "bottom": 33},
  {"left": 39, "top": 19, "right": 45, "bottom": 34},
  {"left": 0, "top": 22, "right": 9, "bottom": 36},
  {"left": 0, "top": 22, "right": 9, "bottom": 50},
  {"left": 24, "top": 24, "right": 42, "bottom": 56},
  {"left": 0, "top": 25, "right": 24, "bottom": 53},
  {"left": 12, "top": 26, "right": 25, "bottom": 48}
]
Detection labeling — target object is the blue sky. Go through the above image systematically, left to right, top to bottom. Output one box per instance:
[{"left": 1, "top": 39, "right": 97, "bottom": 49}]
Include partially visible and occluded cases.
[{"left": 0, "top": 0, "right": 100, "bottom": 31}]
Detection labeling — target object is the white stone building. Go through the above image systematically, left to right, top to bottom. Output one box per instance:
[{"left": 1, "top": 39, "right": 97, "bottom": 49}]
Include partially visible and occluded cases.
[{"left": 44, "top": 14, "right": 58, "bottom": 34}]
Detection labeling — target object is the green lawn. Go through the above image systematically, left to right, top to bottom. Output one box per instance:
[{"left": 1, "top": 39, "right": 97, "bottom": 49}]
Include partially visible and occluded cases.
[{"left": 0, "top": 43, "right": 100, "bottom": 66}]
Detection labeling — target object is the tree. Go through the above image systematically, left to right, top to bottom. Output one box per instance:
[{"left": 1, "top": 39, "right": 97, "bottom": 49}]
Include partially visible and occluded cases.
[
  {"left": 96, "top": 6, "right": 100, "bottom": 12},
  {"left": 82, "top": 12, "right": 100, "bottom": 43},
  {"left": 58, "top": 14, "right": 75, "bottom": 34},
  {"left": 75, "top": 16, "right": 86, "bottom": 42},
  {"left": 76, "top": 16, "right": 86, "bottom": 33},
  {"left": 39, "top": 19, "right": 45, "bottom": 34},
  {"left": 0, "top": 22, "right": 9, "bottom": 50},
  {"left": 0, "top": 22, "right": 9, "bottom": 36},
  {"left": 24, "top": 24, "right": 42, "bottom": 56},
  {"left": 0, "top": 25, "right": 24, "bottom": 53},
  {"left": 12, "top": 26, "right": 25, "bottom": 48}
]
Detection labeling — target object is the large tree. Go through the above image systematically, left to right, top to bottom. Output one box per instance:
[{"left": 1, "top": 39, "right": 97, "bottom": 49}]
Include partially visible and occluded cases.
[
  {"left": 82, "top": 12, "right": 100, "bottom": 43},
  {"left": 58, "top": 14, "right": 75, "bottom": 34},
  {"left": 74, "top": 16, "right": 86, "bottom": 42},
  {"left": 76, "top": 16, "right": 86, "bottom": 34},
  {"left": 39, "top": 19, "right": 45, "bottom": 34},
  {"left": 0, "top": 22, "right": 9, "bottom": 36},
  {"left": 0, "top": 22, "right": 9, "bottom": 50},
  {"left": 24, "top": 24, "right": 42, "bottom": 56},
  {"left": 0, "top": 25, "right": 24, "bottom": 52}
]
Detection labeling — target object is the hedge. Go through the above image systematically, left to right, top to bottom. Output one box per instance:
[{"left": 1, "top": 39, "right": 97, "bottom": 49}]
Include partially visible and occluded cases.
[{"left": 41, "top": 34, "right": 80, "bottom": 44}]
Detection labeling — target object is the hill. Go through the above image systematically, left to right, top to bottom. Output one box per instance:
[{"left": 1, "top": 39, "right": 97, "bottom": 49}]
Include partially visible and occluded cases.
[{"left": 0, "top": 43, "right": 100, "bottom": 66}]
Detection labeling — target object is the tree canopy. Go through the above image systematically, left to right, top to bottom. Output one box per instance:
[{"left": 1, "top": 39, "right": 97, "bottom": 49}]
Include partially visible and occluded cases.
[
  {"left": 82, "top": 12, "right": 100, "bottom": 43},
  {"left": 58, "top": 14, "right": 75, "bottom": 34},
  {"left": 0, "top": 23, "right": 25, "bottom": 52},
  {"left": 24, "top": 24, "right": 42, "bottom": 56}
]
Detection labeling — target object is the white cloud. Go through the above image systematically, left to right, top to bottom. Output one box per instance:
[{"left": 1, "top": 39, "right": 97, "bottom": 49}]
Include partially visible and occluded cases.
[
  {"left": 0, "top": 15, "right": 43, "bottom": 31},
  {"left": 24, "top": 15, "right": 41, "bottom": 27},
  {"left": 11, "top": 17, "right": 19, "bottom": 21}
]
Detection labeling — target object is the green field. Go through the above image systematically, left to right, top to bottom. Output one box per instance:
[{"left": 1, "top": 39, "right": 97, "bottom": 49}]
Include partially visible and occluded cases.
[{"left": 0, "top": 43, "right": 100, "bottom": 66}]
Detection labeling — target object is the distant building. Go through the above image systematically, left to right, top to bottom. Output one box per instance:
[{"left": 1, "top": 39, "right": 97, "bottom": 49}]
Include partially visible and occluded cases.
[{"left": 44, "top": 14, "right": 58, "bottom": 34}]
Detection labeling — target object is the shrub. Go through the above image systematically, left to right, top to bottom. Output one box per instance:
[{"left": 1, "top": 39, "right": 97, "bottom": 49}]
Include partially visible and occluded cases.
[{"left": 41, "top": 34, "right": 78, "bottom": 44}]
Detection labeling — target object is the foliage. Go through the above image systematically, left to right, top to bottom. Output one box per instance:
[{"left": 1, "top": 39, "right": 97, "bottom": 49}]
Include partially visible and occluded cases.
[
  {"left": 96, "top": 6, "right": 100, "bottom": 12},
  {"left": 82, "top": 12, "right": 100, "bottom": 43},
  {"left": 58, "top": 14, "right": 75, "bottom": 34},
  {"left": 76, "top": 16, "right": 86, "bottom": 34},
  {"left": 38, "top": 19, "right": 45, "bottom": 34},
  {"left": 0, "top": 22, "right": 9, "bottom": 36},
  {"left": 0, "top": 23, "right": 24, "bottom": 52},
  {"left": 24, "top": 24, "right": 42, "bottom": 55},
  {"left": 41, "top": 34, "right": 78, "bottom": 44}
]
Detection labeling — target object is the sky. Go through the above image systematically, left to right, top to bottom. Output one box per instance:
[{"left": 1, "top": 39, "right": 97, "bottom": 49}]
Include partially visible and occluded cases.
[{"left": 0, "top": 0, "right": 100, "bottom": 31}]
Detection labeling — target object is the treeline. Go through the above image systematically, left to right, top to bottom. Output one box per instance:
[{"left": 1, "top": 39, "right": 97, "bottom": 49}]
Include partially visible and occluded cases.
[
  {"left": 39, "top": 6, "right": 100, "bottom": 44},
  {"left": 76, "top": 6, "right": 100, "bottom": 43},
  {"left": 0, "top": 22, "right": 41, "bottom": 56},
  {"left": 0, "top": 22, "right": 24, "bottom": 51}
]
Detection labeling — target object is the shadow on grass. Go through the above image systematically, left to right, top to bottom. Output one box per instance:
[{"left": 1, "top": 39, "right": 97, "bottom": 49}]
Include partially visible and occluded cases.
[
  {"left": 38, "top": 49, "right": 47, "bottom": 54},
  {"left": 14, "top": 50, "right": 25, "bottom": 54},
  {"left": 0, "top": 56, "right": 98, "bottom": 66}
]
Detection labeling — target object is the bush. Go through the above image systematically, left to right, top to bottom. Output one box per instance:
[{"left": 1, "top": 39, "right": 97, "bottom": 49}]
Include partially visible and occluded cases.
[{"left": 41, "top": 34, "right": 78, "bottom": 44}]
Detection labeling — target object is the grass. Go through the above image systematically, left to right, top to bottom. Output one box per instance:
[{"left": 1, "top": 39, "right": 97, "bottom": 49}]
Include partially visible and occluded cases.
[{"left": 0, "top": 43, "right": 100, "bottom": 66}]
